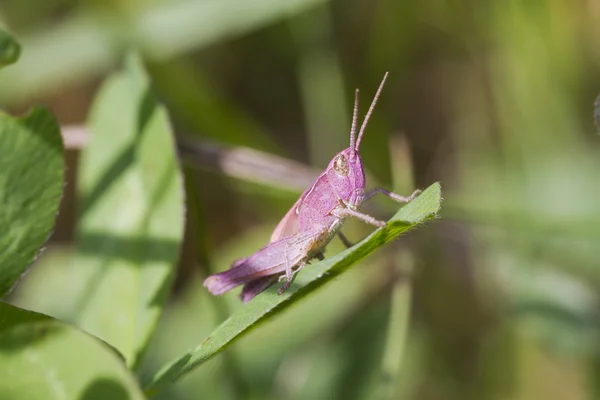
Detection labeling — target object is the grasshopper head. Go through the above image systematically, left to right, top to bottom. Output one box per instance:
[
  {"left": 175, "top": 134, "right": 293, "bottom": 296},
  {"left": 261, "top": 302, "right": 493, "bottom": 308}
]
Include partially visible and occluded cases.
[
  {"left": 327, "top": 72, "right": 388, "bottom": 209},
  {"left": 327, "top": 147, "right": 365, "bottom": 210}
]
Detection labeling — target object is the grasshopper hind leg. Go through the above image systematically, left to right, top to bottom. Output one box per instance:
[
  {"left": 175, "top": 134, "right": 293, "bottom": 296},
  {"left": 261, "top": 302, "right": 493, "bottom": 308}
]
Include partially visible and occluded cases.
[
  {"left": 278, "top": 227, "right": 329, "bottom": 295},
  {"left": 277, "top": 243, "right": 327, "bottom": 295},
  {"left": 240, "top": 276, "right": 278, "bottom": 303}
]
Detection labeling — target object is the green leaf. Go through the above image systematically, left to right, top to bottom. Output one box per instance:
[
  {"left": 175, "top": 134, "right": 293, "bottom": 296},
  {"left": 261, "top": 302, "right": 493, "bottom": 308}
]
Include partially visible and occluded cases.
[
  {"left": 0, "top": 29, "right": 21, "bottom": 69},
  {"left": 72, "top": 55, "right": 185, "bottom": 369},
  {"left": 0, "top": 107, "right": 64, "bottom": 297},
  {"left": 143, "top": 182, "right": 442, "bottom": 394},
  {"left": 0, "top": 302, "right": 145, "bottom": 400}
]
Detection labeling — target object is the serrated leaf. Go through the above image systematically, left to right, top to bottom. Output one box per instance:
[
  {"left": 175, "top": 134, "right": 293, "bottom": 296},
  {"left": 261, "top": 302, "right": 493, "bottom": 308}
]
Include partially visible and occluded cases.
[
  {"left": 0, "top": 29, "right": 21, "bottom": 69},
  {"left": 72, "top": 55, "right": 185, "bottom": 369},
  {"left": 0, "top": 107, "right": 64, "bottom": 297},
  {"left": 143, "top": 182, "right": 441, "bottom": 394},
  {"left": 0, "top": 302, "right": 145, "bottom": 400}
]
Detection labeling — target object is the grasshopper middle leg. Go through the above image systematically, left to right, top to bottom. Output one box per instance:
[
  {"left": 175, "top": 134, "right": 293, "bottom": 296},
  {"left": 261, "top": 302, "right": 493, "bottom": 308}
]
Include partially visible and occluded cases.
[{"left": 362, "top": 188, "right": 421, "bottom": 204}]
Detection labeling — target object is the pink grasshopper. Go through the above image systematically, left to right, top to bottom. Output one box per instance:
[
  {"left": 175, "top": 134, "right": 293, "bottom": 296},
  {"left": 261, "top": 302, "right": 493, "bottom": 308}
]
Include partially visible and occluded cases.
[{"left": 204, "top": 73, "right": 421, "bottom": 302}]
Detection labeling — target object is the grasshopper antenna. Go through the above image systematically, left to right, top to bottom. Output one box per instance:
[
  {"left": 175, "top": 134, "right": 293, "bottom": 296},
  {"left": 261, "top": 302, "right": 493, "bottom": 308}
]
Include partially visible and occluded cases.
[
  {"left": 355, "top": 72, "right": 388, "bottom": 150},
  {"left": 349, "top": 88, "right": 360, "bottom": 158}
]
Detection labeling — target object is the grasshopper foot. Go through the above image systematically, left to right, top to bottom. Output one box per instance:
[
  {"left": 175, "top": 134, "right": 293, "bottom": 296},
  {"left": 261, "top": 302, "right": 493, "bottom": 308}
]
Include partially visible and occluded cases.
[
  {"left": 407, "top": 189, "right": 422, "bottom": 202},
  {"left": 277, "top": 261, "right": 306, "bottom": 295},
  {"left": 278, "top": 270, "right": 298, "bottom": 294},
  {"left": 278, "top": 279, "right": 293, "bottom": 295}
]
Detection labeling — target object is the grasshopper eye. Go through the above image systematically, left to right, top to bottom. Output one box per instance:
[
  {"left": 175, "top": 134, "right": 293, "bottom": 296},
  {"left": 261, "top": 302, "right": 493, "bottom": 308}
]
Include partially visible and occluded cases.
[{"left": 333, "top": 154, "right": 349, "bottom": 176}]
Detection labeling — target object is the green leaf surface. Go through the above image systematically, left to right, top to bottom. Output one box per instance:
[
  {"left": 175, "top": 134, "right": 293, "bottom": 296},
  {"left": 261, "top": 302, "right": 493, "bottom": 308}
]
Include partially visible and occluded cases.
[
  {"left": 0, "top": 29, "right": 21, "bottom": 69},
  {"left": 72, "top": 55, "right": 185, "bottom": 369},
  {"left": 0, "top": 107, "right": 64, "bottom": 297},
  {"left": 143, "top": 182, "right": 442, "bottom": 394},
  {"left": 0, "top": 302, "right": 145, "bottom": 400}
]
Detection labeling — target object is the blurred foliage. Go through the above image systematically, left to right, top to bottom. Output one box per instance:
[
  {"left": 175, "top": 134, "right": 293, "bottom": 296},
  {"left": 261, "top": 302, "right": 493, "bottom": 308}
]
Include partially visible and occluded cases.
[
  {"left": 1, "top": 0, "right": 600, "bottom": 399},
  {"left": 0, "top": 28, "right": 20, "bottom": 68},
  {"left": 595, "top": 92, "right": 600, "bottom": 133},
  {"left": 0, "top": 98, "right": 144, "bottom": 399}
]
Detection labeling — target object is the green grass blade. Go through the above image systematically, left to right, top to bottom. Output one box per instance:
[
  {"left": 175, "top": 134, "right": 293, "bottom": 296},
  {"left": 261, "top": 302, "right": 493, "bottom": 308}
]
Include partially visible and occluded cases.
[
  {"left": 0, "top": 29, "right": 20, "bottom": 69},
  {"left": 72, "top": 54, "right": 185, "bottom": 369},
  {"left": 0, "top": 107, "right": 64, "bottom": 298},
  {"left": 143, "top": 182, "right": 442, "bottom": 394},
  {"left": 378, "top": 275, "right": 412, "bottom": 399},
  {"left": 0, "top": 302, "right": 145, "bottom": 399}
]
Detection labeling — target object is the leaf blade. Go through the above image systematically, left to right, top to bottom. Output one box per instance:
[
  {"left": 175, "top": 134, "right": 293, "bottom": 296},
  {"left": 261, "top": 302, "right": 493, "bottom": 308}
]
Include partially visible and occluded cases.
[
  {"left": 72, "top": 55, "right": 185, "bottom": 369},
  {"left": 0, "top": 107, "right": 64, "bottom": 297},
  {"left": 144, "top": 182, "right": 442, "bottom": 393}
]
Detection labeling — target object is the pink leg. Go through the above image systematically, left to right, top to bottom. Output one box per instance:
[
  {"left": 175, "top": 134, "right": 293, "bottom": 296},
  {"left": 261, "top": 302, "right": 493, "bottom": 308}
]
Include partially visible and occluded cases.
[
  {"left": 362, "top": 188, "right": 421, "bottom": 204},
  {"left": 332, "top": 207, "right": 386, "bottom": 227},
  {"left": 278, "top": 228, "right": 327, "bottom": 294},
  {"left": 284, "top": 242, "right": 292, "bottom": 281}
]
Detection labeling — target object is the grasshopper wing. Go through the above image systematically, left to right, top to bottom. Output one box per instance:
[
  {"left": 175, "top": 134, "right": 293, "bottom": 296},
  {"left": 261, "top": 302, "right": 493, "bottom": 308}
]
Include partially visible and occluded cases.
[
  {"left": 269, "top": 185, "right": 312, "bottom": 242},
  {"left": 269, "top": 200, "right": 300, "bottom": 242},
  {"left": 240, "top": 276, "right": 278, "bottom": 302}
]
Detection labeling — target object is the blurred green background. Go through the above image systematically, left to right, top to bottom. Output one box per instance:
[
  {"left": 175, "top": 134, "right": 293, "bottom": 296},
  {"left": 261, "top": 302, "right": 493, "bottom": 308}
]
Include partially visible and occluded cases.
[{"left": 2, "top": 0, "right": 600, "bottom": 399}]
